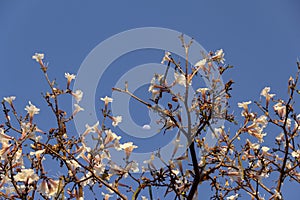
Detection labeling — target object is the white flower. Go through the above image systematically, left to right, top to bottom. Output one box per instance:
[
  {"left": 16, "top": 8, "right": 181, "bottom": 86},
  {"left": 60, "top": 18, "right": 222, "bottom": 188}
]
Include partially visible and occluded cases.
[
  {"left": 212, "top": 49, "right": 225, "bottom": 64},
  {"left": 161, "top": 51, "right": 171, "bottom": 64},
  {"left": 32, "top": 53, "right": 44, "bottom": 62},
  {"left": 194, "top": 58, "right": 207, "bottom": 67},
  {"left": 65, "top": 72, "right": 76, "bottom": 80},
  {"left": 174, "top": 72, "right": 189, "bottom": 87},
  {"left": 65, "top": 73, "right": 76, "bottom": 87},
  {"left": 148, "top": 74, "right": 164, "bottom": 96},
  {"left": 148, "top": 84, "right": 155, "bottom": 93},
  {"left": 148, "top": 86, "right": 160, "bottom": 99},
  {"left": 196, "top": 87, "right": 209, "bottom": 93},
  {"left": 260, "top": 87, "right": 275, "bottom": 98},
  {"left": 260, "top": 87, "right": 270, "bottom": 97},
  {"left": 197, "top": 88, "right": 209, "bottom": 99},
  {"left": 72, "top": 90, "right": 83, "bottom": 103},
  {"left": 3, "top": 96, "right": 16, "bottom": 105},
  {"left": 101, "top": 96, "right": 113, "bottom": 105},
  {"left": 25, "top": 101, "right": 40, "bottom": 117},
  {"left": 238, "top": 101, "right": 252, "bottom": 109},
  {"left": 238, "top": 101, "right": 251, "bottom": 114},
  {"left": 273, "top": 102, "right": 286, "bottom": 118},
  {"left": 73, "top": 104, "right": 84, "bottom": 116},
  {"left": 255, "top": 115, "right": 268, "bottom": 129},
  {"left": 112, "top": 116, "right": 122, "bottom": 127},
  {"left": 246, "top": 116, "right": 268, "bottom": 143},
  {"left": 286, "top": 118, "right": 291, "bottom": 128},
  {"left": 166, "top": 119, "right": 176, "bottom": 130},
  {"left": 82, "top": 121, "right": 100, "bottom": 137},
  {"left": 20, "top": 122, "right": 43, "bottom": 140},
  {"left": 213, "top": 127, "right": 224, "bottom": 137},
  {"left": 0, "top": 128, "right": 13, "bottom": 145},
  {"left": 0, "top": 129, "right": 13, "bottom": 161},
  {"left": 104, "top": 129, "right": 121, "bottom": 145},
  {"left": 276, "top": 133, "right": 284, "bottom": 142},
  {"left": 76, "top": 142, "right": 91, "bottom": 162},
  {"left": 120, "top": 142, "right": 138, "bottom": 157},
  {"left": 120, "top": 142, "right": 137, "bottom": 149},
  {"left": 250, "top": 143, "right": 260, "bottom": 150},
  {"left": 261, "top": 146, "right": 270, "bottom": 153},
  {"left": 12, "top": 148, "right": 23, "bottom": 167},
  {"left": 30, "top": 149, "right": 46, "bottom": 159},
  {"left": 292, "top": 150, "right": 300, "bottom": 158},
  {"left": 66, "top": 159, "right": 81, "bottom": 170},
  {"left": 286, "top": 160, "right": 292, "bottom": 169},
  {"left": 125, "top": 161, "right": 139, "bottom": 173},
  {"left": 14, "top": 169, "right": 39, "bottom": 184},
  {"left": 171, "top": 169, "right": 180, "bottom": 175},
  {"left": 79, "top": 172, "right": 93, "bottom": 186},
  {"left": 260, "top": 172, "right": 269, "bottom": 180},
  {"left": 38, "top": 179, "right": 49, "bottom": 196},
  {"left": 47, "top": 179, "right": 60, "bottom": 197},
  {"left": 226, "top": 193, "right": 239, "bottom": 200},
  {"left": 141, "top": 196, "right": 148, "bottom": 200}
]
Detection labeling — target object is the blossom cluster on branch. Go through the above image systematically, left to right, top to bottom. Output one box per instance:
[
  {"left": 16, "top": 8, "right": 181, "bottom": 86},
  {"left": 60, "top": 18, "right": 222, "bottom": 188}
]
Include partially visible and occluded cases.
[{"left": 0, "top": 40, "right": 299, "bottom": 200}]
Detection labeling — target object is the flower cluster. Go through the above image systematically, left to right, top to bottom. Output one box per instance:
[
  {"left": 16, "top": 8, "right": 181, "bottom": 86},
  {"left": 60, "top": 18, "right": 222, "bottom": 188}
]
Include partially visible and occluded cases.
[{"left": 0, "top": 45, "right": 299, "bottom": 200}]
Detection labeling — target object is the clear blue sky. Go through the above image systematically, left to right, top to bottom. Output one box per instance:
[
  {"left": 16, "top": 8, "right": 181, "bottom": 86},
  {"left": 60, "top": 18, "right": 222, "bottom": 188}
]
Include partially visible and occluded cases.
[{"left": 1, "top": 1, "right": 300, "bottom": 199}]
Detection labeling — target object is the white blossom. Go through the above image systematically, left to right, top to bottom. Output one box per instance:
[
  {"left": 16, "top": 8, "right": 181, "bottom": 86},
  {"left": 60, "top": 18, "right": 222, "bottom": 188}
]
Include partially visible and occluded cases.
[
  {"left": 212, "top": 49, "right": 225, "bottom": 64},
  {"left": 161, "top": 51, "right": 171, "bottom": 64},
  {"left": 32, "top": 53, "right": 44, "bottom": 62},
  {"left": 194, "top": 58, "right": 207, "bottom": 67},
  {"left": 65, "top": 72, "right": 76, "bottom": 80},
  {"left": 174, "top": 72, "right": 189, "bottom": 87},
  {"left": 65, "top": 73, "right": 76, "bottom": 87},
  {"left": 196, "top": 87, "right": 209, "bottom": 93},
  {"left": 260, "top": 87, "right": 275, "bottom": 98},
  {"left": 72, "top": 90, "right": 83, "bottom": 103},
  {"left": 3, "top": 96, "right": 16, "bottom": 105},
  {"left": 101, "top": 96, "right": 113, "bottom": 105},
  {"left": 25, "top": 101, "right": 40, "bottom": 117},
  {"left": 238, "top": 101, "right": 251, "bottom": 110},
  {"left": 273, "top": 102, "right": 286, "bottom": 118},
  {"left": 73, "top": 104, "right": 84, "bottom": 116},
  {"left": 112, "top": 116, "right": 122, "bottom": 127},
  {"left": 0, "top": 128, "right": 13, "bottom": 145},
  {"left": 0, "top": 128, "right": 13, "bottom": 161},
  {"left": 104, "top": 129, "right": 121, "bottom": 145},
  {"left": 276, "top": 133, "right": 284, "bottom": 142},
  {"left": 120, "top": 142, "right": 138, "bottom": 157},
  {"left": 261, "top": 146, "right": 270, "bottom": 153},
  {"left": 29, "top": 149, "right": 46, "bottom": 159},
  {"left": 292, "top": 150, "right": 300, "bottom": 158},
  {"left": 66, "top": 159, "right": 81, "bottom": 170},
  {"left": 125, "top": 161, "right": 139, "bottom": 173},
  {"left": 14, "top": 169, "right": 39, "bottom": 184},
  {"left": 226, "top": 193, "right": 239, "bottom": 200}
]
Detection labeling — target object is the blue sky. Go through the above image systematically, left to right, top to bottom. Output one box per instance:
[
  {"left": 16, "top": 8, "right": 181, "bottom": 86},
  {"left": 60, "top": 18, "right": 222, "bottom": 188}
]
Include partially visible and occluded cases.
[{"left": 1, "top": 1, "right": 300, "bottom": 199}]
